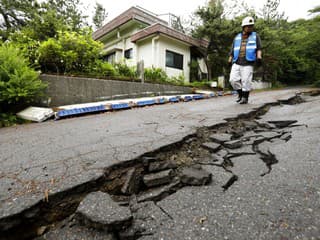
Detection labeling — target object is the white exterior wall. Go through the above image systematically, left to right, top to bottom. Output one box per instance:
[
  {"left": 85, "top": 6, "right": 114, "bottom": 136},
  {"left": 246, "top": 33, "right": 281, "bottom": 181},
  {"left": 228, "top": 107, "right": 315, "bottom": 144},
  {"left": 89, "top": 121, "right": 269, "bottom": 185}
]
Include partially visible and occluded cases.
[
  {"left": 101, "top": 24, "right": 142, "bottom": 66},
  {"left": 136, "top": 35, "right": 191, "bottom": 83},
  {"left": 159, "top": 36, "right": 190, "bottom": 83},
  {"left": 136, "top": 38, "right": 155, "bottom": 68}
]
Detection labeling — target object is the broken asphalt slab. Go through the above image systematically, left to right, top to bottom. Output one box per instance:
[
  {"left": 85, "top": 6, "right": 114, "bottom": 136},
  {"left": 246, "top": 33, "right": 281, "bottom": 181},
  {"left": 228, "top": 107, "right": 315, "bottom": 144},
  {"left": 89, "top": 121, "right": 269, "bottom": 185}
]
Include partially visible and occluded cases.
[{"left": 0, "top": 88, "right": 319, "bottom": 239}]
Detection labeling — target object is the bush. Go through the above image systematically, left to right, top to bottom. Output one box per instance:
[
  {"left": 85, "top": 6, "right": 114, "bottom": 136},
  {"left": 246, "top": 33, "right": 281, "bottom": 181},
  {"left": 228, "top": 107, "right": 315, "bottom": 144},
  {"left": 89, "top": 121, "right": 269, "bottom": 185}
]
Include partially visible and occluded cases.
[
  {"left": 38, "top": 29, "right": 103, "bottom": 74},
  {"left": 9, "top": 30, "right": 41, "bottom": 68},
  {"left": 38, "top": 38, "right": 64, "bottom": 72},
  {"left": 0, "top": 44, "right": 47, "bottom": 114},
  {"left": 88, "top": 60, "right": 117, "bottom": 77},
  {"left": 114, "top": 62, "right": 137, "bottom": 78},
  {"left": 144, "top": 67, "right": 167, "bottom": 82},
  {"left": 167, "top": 74, "right": 185, "bottom": 85},
  {"left": 187, "top": 80, "right": 211, "bottom": 89},
  {"left": 0, "top": 113, "right": 27, "bottom": 128}
]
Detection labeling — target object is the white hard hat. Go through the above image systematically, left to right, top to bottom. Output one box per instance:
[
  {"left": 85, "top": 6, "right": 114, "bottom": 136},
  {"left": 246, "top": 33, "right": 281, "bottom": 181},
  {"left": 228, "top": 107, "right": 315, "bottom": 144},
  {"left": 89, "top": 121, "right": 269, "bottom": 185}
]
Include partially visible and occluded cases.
[{"left": 242, "top": 16, "right": 255, "bottom": 27}]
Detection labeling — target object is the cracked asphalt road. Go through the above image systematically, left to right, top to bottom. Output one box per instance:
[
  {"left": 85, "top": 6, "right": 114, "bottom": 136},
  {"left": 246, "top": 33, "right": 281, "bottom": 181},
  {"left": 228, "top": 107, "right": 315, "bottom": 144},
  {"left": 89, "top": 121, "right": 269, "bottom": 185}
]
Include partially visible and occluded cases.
[
  {"left": 0, "top": 88, "right": 319, "bottom": 240},
  {"left": 141, "top": 93, "right": 320, "bottom": 240}
]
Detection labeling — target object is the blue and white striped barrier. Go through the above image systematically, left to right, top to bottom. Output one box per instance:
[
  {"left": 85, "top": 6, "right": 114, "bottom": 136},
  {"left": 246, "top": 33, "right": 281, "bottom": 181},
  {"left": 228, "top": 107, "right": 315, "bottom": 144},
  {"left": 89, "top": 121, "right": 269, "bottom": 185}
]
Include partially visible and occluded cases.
[
  {"left": 54, "top": 92, "right": 220, "bottom": 120},
  {"left": 193, "top": 94, "right": 205, "bottom": 100},
  {"left": 180, "top": 95, "right": 193, "bottom": 102},
  {"left": 169, "top": 96, "right": 179, "bottom": 103},
  {"left": 157, "top": 98, "right": 166, "bottom": 104},
  {"left": 136, "top": 99, "right": 156, "bottom": 106},
  {"left": 111, "top": 103, "right": 131, "bottom": 110},
  {"left": 56, "top": 105, "right": 105, "bottom": 118}
]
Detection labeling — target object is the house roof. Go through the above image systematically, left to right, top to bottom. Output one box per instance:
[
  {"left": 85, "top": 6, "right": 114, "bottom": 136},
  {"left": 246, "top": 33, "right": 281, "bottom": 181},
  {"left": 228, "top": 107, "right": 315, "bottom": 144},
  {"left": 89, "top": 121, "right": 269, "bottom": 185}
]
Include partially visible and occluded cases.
[
  {"left": 92, "top": 6, "right": 168, "bottom": 41},
  {"left": 93, "top": 6, "right": 209, "bottom": 50},
  {"left": 131, "top": 23, "right": 209, "bottom": 49}
]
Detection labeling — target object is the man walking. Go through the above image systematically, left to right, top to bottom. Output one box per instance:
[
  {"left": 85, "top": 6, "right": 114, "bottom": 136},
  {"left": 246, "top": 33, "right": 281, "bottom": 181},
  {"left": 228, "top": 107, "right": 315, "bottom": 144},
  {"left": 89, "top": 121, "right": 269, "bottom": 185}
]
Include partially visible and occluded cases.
[{"left": 228, "top": 16, "right": 262, "bottom": 104}]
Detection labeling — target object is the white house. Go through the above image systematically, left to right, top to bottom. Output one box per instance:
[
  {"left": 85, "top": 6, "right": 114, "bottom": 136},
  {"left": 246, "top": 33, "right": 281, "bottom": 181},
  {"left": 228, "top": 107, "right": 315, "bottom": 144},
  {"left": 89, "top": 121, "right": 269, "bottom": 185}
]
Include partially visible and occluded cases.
[{"left": 92, "top": 6, "right": 208, "bottom": 83}]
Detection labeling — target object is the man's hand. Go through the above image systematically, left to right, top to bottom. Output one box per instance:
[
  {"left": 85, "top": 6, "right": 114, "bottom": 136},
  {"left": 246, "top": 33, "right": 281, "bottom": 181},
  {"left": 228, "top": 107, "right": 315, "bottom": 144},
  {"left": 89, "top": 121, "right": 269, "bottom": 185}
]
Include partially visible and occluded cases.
[{"left": 256, "top": 58, "right": 262, "bottom": 67}]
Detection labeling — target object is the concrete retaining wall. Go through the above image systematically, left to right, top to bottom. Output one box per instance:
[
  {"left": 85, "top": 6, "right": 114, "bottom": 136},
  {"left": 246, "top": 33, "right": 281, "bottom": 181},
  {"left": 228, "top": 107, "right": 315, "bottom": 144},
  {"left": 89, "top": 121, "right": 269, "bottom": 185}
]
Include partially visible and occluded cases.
[{"left": 40, "top": 74, "right": 192, "bottom": 107}]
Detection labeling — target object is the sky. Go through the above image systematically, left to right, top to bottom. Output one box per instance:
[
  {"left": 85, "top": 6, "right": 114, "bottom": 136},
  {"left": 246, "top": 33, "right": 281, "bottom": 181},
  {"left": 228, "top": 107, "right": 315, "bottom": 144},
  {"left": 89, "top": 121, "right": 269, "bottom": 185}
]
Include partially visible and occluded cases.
[{"left": 84, "top": 0, "right": 319, "bottom": 24}]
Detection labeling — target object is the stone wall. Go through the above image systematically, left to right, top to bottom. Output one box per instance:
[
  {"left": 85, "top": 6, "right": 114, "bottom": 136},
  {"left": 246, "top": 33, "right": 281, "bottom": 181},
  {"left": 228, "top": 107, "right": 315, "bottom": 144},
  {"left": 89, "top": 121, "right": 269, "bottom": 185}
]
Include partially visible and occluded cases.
[{"left": 40, "top": 74, "right": 192, "bottom": 107}]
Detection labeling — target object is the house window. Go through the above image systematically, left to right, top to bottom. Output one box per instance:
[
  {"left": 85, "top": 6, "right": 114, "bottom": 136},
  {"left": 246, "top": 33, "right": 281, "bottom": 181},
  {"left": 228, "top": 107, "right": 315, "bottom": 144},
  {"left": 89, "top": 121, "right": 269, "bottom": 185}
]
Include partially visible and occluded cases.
[
  {"left": 124, "top": 48, "right": 133, "bottom": 59},
  {"left": 166, "top": 50, "right": 183, "bottom": 70},
  {"left": 104, "top": 52, "right": 116, "bottom": 63}
]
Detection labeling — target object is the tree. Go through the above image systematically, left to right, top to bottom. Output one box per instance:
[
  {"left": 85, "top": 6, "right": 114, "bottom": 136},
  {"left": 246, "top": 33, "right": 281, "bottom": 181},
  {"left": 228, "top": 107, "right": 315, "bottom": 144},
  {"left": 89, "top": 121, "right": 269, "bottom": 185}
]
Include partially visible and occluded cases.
[
  {"left": 0, "top": 0, "right": 39, "bottom": 40},
  {"left": 1, "top": 0, "right": 87, "bottom": 41},
  {"left": 6, "top": 0, "right": 90, "bottom": 68},
  {"left": 42, "top": 0, "right": 87, "bottom": 31},
  {"left": 194, "top": 0, "right": 233, "bottom": 80},
  {"left": 223, "top": 0, "right": 254, "bottom": 18},
  {"left": 250, "top": 0, "right": 287, "bottom": 83},
  {"left": 260, "top": 0, "right": 285, "bottom": 23},
  {"left": 253, "top": 1, "right": 320, "bottom": 85},
  {"left": 93, "top": 2, "right": 107, "bottom": 30},
  {"left": 308, "top": 5, "right": 320, "bottom": 15},
  {"left": 23, "top": 9, "right": 68, "bottom": 41},
  {"left": 170, "top": 15, "right": 185, "bottom": 33},
  {"left": 280, "top": 16, "right": 320, "bottom": 84}
]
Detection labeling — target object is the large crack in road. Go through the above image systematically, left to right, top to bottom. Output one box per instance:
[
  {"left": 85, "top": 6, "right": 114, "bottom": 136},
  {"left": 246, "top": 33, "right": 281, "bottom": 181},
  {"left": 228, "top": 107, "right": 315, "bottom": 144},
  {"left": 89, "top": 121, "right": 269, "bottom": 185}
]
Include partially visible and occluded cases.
[{"left": 0, "top": 92, "right": 316, "bottom": 240}]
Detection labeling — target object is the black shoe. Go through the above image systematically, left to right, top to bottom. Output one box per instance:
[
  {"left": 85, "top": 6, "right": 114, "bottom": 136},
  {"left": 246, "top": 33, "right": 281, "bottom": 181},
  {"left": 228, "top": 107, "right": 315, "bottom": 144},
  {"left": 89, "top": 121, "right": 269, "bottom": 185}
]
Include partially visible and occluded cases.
[
  {"left": 236, "top": 89, "right": 242, "bottom": 102},
  {"left": 239, "top": 91, "right": 249, "bottom": 104}
]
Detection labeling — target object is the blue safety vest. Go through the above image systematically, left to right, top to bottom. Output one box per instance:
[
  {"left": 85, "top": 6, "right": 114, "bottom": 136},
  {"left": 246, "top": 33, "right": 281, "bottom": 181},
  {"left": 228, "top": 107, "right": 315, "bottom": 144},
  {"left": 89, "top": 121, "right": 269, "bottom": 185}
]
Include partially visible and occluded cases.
[{"left": 232, "top": 32, "right": 257, "bottom": 62}]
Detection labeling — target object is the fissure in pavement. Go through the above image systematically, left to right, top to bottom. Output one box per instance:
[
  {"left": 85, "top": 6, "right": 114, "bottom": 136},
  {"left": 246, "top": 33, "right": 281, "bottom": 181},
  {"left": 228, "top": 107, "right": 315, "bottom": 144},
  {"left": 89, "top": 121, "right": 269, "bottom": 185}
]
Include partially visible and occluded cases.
[{"left": 0, "top": 94, "right": 308, "bottom": 240}]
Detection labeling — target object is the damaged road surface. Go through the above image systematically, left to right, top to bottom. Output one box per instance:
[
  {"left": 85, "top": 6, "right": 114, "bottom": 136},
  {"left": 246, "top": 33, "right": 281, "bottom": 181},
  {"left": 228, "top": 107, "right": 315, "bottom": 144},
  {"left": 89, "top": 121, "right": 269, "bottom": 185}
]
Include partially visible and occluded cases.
[{"left": 1, "top": 89, "right": 320, "bottom": 240}]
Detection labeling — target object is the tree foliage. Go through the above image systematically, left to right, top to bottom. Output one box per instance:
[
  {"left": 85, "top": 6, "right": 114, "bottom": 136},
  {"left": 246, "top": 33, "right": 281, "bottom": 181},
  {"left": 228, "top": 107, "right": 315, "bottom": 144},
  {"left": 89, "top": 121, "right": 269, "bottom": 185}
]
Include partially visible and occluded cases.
[
  {"left": 0, "top": 0, "right": 87, "bottom": 41},
  {"left": 0, "top": 0, "right": 40, "bottom": 40},
  {"left": 7, "top": 0, "right": 87, "bottom": 68},
  {"left": 43, "top": 0, "right": 86, "bottom": 31},
  {"left": 193, "top": 0, "right": 320, "bottom": 85},
  {"left": 194, "top": 0, "right": 235, "bottom": 79},
  {"left": 260, "top": 0, "right": 285, "bottom": 23},
  {"left": 93, "top": 2, "right": 107, "bottom": 30},
  {"left": 308, "top": 5, "right": 320, "bottom": 15},
  {"left": 170, "top": 15, "right": 185, "bottom": 33},
  {"left": 279, "top": 16, "right": 320, "bottom": 84},
  {"left": 38, "top": 29, "right": 103, "bottom": 74}
]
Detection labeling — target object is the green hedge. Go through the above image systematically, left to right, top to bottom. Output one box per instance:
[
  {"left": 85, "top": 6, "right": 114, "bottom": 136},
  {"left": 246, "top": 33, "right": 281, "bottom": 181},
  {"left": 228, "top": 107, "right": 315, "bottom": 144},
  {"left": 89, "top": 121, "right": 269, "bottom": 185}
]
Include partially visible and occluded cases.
[{"left": 0, "top": 44, "right": 46, "bottom": 126}]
